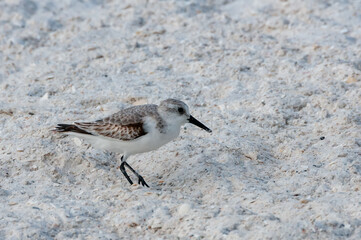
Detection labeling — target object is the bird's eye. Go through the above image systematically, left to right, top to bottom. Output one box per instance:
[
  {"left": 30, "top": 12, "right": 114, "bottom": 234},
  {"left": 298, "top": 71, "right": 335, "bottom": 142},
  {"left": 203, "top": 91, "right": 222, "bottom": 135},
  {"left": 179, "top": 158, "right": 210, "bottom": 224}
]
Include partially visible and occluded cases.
[{"left": 178, "top": 107, "right": 184, "bottom": 114}]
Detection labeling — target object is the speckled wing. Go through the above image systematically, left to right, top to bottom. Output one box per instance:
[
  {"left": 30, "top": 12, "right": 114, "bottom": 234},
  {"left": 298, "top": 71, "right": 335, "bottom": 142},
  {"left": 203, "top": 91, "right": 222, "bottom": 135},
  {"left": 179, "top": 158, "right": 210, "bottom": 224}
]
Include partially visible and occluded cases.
[{"left": 74, "top": 104, "right": 159, "bottom": 141}]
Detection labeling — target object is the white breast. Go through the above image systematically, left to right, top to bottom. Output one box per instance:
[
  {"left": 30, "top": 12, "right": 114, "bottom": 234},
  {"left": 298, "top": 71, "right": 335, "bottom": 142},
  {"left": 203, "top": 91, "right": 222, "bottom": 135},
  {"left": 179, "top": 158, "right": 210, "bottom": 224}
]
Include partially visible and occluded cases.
[{"left": 129, "top": 116, "right": 181, "bottom": 154}]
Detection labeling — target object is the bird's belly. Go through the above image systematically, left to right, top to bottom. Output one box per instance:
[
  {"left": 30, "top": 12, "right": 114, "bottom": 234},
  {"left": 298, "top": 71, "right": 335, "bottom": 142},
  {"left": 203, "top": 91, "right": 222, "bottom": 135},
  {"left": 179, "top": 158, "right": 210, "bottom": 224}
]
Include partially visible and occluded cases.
[
  {"left": 68, "top": 126, "right": 180, "bottom": 155},
  {"left": 128, "top": 129, "right": 179, "bottom": 154}
]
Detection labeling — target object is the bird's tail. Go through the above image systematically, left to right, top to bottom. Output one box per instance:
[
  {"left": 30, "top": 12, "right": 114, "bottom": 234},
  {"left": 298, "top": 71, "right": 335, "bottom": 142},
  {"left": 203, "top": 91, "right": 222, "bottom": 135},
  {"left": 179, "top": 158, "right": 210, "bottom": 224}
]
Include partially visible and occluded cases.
[{"left": 54, "top": 124, "right": 92, "bottom": 135}]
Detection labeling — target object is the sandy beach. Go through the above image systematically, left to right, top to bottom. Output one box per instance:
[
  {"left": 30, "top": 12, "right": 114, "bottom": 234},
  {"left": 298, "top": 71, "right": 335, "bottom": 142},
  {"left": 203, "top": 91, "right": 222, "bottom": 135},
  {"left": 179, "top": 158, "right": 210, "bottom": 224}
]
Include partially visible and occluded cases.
[{"left": 1, "top": 0, "right": 360, "bottom": 239}]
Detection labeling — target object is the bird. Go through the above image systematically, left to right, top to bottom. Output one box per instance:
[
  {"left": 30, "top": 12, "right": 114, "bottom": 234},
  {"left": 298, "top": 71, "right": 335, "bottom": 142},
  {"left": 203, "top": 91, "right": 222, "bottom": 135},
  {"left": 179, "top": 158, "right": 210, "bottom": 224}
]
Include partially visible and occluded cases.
[{"left": 55, "top": 99, "right": 212, "bottom": 187}]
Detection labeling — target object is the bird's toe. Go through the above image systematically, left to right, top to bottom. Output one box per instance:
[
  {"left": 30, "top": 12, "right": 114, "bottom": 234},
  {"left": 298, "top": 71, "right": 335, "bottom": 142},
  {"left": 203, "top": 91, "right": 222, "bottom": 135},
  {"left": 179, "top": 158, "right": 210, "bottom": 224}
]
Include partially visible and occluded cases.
[{"left": 138, "top": 176, "right": 149, "bottom": 187}]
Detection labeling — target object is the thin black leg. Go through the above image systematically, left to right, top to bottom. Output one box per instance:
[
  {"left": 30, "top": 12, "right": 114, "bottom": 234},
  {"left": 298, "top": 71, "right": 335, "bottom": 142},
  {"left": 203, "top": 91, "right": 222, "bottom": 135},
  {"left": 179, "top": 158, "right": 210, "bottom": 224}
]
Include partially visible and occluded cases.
[
  {"left": 119, "top": 157, "right": 133, "bottom": 185},
  {"left": 124, "top": 162, "right": 149, "bottom": 188}
]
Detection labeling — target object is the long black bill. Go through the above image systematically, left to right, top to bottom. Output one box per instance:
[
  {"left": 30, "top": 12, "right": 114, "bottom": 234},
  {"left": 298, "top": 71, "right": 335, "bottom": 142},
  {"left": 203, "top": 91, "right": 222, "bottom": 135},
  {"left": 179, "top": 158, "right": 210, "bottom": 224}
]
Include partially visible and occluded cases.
[{"left": 188, "top": 115, "right": 212, "bottom": 133}]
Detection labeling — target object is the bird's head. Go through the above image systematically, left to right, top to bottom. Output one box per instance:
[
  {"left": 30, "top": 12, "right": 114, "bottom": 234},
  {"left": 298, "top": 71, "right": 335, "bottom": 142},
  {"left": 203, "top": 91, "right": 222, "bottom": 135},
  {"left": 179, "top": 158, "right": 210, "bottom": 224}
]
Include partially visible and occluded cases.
[{"left": 159, "top": 99, "right": 212, "bottom": 133}]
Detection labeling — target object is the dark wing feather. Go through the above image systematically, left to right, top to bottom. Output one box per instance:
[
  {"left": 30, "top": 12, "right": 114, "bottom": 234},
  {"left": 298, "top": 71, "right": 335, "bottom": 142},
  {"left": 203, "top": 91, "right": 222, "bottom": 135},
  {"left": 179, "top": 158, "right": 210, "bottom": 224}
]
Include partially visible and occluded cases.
[
  {"left": 73, "top": 104, "right": 159, "bottom": 141},
  {"left": 74, "top": 122, "right": 146, "bottom": 140},
  {"left": 55, "top": 124, "right": 93, "bottom": 135}
]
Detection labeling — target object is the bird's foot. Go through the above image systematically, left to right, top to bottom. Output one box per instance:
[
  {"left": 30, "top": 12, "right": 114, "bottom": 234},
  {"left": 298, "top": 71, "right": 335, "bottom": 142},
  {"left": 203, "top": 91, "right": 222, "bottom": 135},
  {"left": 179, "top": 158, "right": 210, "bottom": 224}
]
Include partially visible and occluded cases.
[{"left": 138, "top": 175, "right": 149, "bottom": 187}]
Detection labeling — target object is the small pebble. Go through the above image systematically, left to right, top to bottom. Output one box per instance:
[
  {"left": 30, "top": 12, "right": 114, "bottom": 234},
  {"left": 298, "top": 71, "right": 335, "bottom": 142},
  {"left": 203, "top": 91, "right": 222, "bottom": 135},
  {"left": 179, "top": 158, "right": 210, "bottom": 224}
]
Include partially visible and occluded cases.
[
  {"left": 346, "top": 76, "right": 357, "bottom": 83},
  {"left": 40, "top": 92, "right": 49, "bottom": 102},
  {"left": 73, "top": 137, "right": 82, "bottom": 147},
  {"left": 338, "top": 153, "right": 348, "bottom": 158},
  {"left": 30, "top": 165, "right": 38, "bottom": 171},
  {"left": 178, "top": 203, "right": 192, "bottom": 217}
]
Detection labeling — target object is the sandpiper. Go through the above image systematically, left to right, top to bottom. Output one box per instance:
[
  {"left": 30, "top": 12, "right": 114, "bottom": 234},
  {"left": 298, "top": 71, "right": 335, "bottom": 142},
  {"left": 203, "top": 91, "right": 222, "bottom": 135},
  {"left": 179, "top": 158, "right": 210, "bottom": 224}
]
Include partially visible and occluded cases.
[{"left": 55, "top": 99, "right": 212, "bottom": 187}]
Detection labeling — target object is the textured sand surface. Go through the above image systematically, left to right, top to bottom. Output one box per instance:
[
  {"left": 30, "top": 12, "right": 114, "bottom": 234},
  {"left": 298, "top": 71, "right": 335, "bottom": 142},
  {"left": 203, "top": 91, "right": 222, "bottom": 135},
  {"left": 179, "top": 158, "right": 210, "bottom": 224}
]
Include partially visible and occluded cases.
[{"left": 1, "top": 0, "right": 361, "bottom": 239}]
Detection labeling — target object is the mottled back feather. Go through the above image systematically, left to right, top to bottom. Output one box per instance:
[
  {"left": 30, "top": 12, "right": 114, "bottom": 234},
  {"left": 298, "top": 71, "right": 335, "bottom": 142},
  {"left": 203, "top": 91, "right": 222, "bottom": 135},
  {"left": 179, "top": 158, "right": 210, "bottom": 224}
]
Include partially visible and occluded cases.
[{"left": 74, "top": 104, "right": 165, "bottom": 141}]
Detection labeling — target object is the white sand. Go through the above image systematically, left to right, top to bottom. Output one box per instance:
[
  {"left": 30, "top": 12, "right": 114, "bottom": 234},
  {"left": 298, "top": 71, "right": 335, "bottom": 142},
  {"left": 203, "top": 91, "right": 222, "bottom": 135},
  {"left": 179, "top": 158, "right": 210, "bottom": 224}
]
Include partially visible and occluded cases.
[{"left": 1, "top": 0, "right": 361, "bottom": 239}]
